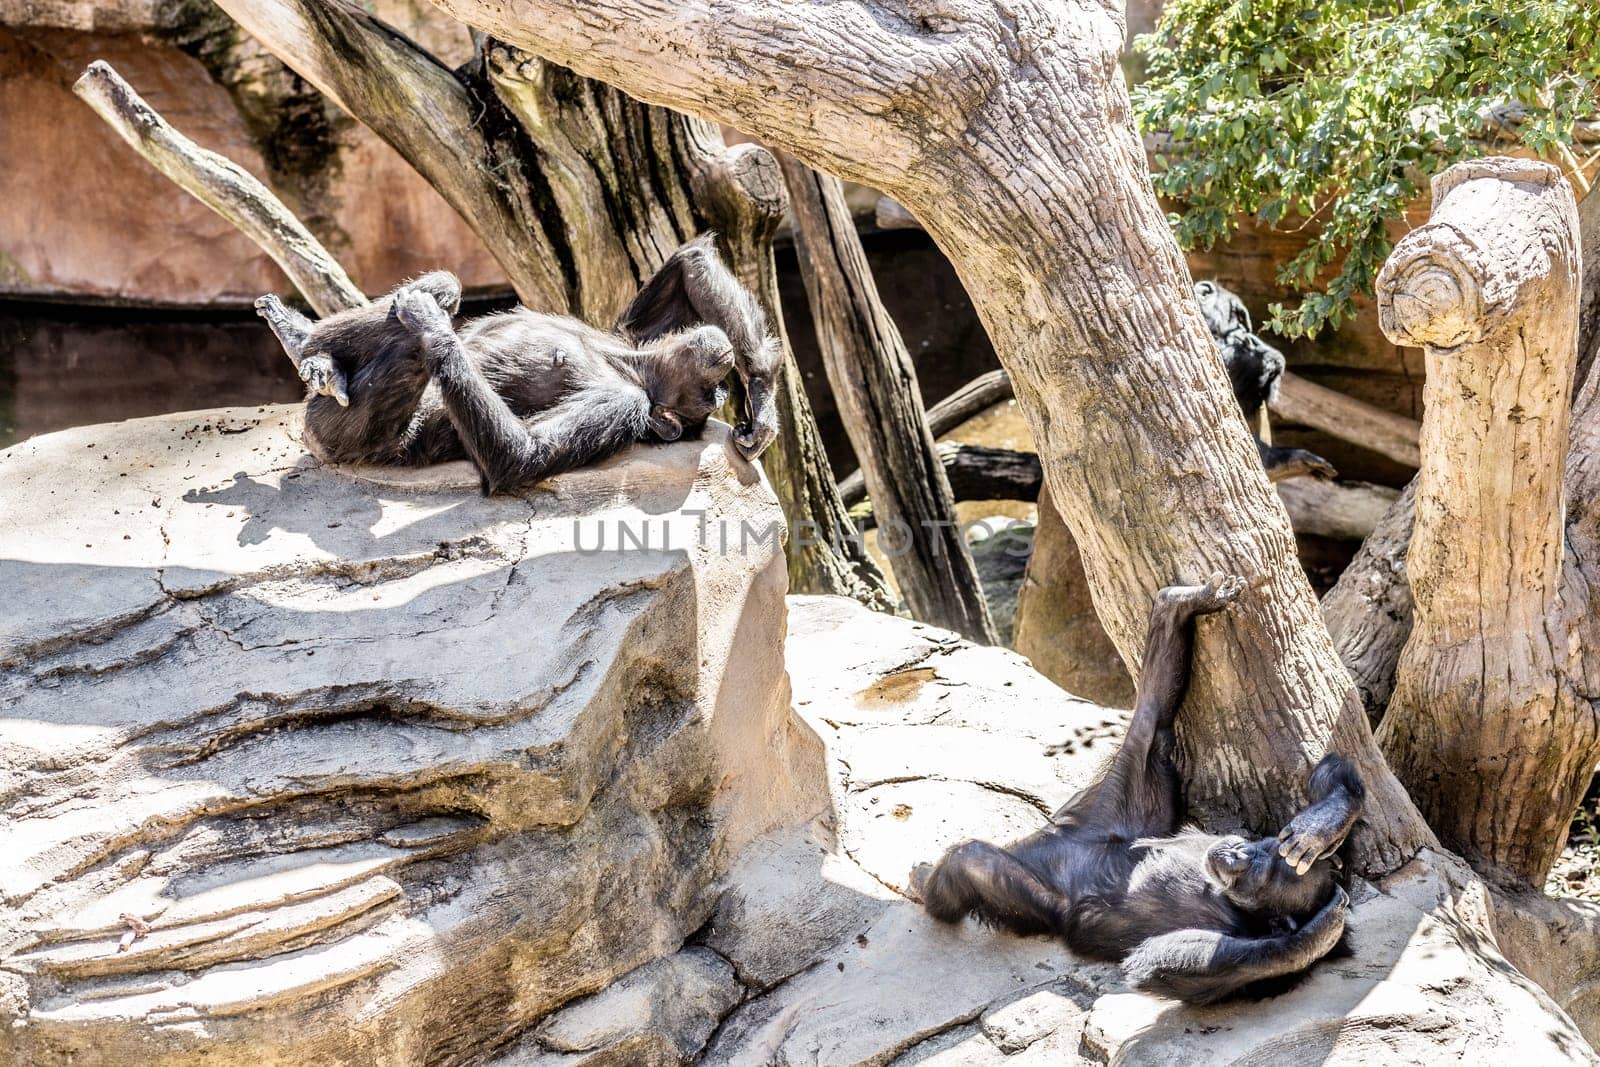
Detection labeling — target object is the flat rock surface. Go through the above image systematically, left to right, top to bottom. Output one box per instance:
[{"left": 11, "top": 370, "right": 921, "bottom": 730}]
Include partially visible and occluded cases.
[
  {"left": 0, "top": 405, "right": 815, "bottom": 1065},
  {"left": 705, "top": 596, "right": 1597, "bottom": 1066}
]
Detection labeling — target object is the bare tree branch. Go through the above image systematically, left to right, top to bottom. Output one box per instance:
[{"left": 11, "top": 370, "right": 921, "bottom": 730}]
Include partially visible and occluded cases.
[{"left": 72, "top": 60, "right": 364, "bottom": 316}]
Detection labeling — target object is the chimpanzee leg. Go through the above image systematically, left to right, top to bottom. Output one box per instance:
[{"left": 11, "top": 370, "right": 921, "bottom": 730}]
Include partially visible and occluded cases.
[
  {"left": 299, "top": 276, "right": 460, "bottom": 465},
  {"left": 255, "top": 295, "right": 314, "bottom": 367},
  {"left": 1051, "top": 574, "right": 1246, "bottom": 839},
  {"left": 1277, "top": 755, "right": 1366, "bottom": 873},
  {"left": 912, "top": 840, "right": 1069, "bottom": 936},
  {"left": 1123, "top": 885, "right": 1350, "bottom": 1004}
]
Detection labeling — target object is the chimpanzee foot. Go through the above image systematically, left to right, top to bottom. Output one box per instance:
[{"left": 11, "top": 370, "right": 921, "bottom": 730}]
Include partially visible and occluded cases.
[
  {"left": 393, "top": 284, "right": 455, "bottom": 341},
  {"left": 255, "top": 293, "right": 312, "bottom": 362},
  {"left": 299, "top": 354, "right": 349, "bottom": 407},
  {"left": 1263, "top": 445, "right": 1339, "bottom": 483},
  {"left": 1156, "top": 572, "right": 1247, "bottom": 623},
  {"left": 906, "top": 862, "right": 934, "bottom": 902}
]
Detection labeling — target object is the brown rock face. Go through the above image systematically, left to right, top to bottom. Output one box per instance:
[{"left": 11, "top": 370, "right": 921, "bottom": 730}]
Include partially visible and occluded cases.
[{"left": 0, "top": 3, "right": 505, "bottom": 307}]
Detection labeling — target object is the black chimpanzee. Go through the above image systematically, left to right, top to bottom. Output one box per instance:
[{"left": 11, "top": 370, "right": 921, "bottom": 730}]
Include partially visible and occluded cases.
[
  {"left": 253, "top": 235, "right": 779, "bottom": 494},
  {"left": 1195, "top": 280, "right": 1336, "bottom": 482},
  {"left": 910, "top": 574, "right": 1364, "bottom": 1004}
]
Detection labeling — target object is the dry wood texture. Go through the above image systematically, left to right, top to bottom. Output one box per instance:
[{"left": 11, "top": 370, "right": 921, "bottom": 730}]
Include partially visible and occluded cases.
[
  {"left": 73, "top": 60, "right": 364, "bottom": 316},
  {"left": 780, "top": 153, "right": 994, "bottom": 642},
  {"left": 1374, "top": 159, "right": 1593, "bottom": 884}
]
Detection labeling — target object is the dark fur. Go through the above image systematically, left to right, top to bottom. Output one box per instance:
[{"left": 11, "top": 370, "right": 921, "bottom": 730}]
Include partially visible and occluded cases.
[
  {"left": 255, "top": 236, "right": 780, "bottom": 494},
  {"left": 1194, "top": 280, "right": 1336, "bottom": 482},
  {"left": 913, "top": 578, "right": 1364, "bottom": 1005}
]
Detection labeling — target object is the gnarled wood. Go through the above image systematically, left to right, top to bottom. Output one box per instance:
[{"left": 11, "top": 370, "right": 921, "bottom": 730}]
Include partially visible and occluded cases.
[
  {"left": 423, "top": 0, "right": 1434, "bottom": 868},
  {"left": 72, "top": 61, "right": 364, "bottom": 316},
  {"left": 779, "top": 153, "right": 993, "bottom": 642},
  {"left": 1375, "top": 158, "right": 1593, "bottom": 885},
  {"left": 1319, "top": 187, "right": 1600, "bottom": 727}
]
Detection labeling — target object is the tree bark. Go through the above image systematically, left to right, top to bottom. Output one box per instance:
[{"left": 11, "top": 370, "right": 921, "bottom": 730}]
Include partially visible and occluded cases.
[
  {"left": 203, "top": 0, "right": 883, "bottom": 600},
  {"left": 424, "top": 0, "right": 1434, "bottom": 868},
  {"left": 72, "top": 61, "right": 364, "bottom": 316},
  {"left": 779, "top": 153, "right": 995, "bottom": 643},
  {"left": 1374, "top": 158, "right": 1593, "bottom": 886},
  {"left": 1324, "top": 185, "right": 1600, "bottom": 721}
]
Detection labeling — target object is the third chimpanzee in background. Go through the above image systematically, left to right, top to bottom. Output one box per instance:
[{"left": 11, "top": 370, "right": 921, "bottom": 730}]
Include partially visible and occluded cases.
[
  {"left": 254, "top": 235, "right": 779, "bottom": 494},
  {"left": 1195, "top": 280, "right": 1337, "bottom": 483},
  {"left": 911, "top": 574, "right": 1364, "bottom": 1004}
]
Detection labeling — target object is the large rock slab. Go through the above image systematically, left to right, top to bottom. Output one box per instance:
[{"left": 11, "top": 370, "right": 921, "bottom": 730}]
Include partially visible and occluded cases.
[
  {"left": 0, "top": 406, "right": 822, "bottom": 1064},
  {"left": 706, "top": 596, "right": 1596, "bottom": 1066}
]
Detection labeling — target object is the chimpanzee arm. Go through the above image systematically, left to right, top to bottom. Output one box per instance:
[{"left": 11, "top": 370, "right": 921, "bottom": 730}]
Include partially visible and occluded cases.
[
  {"left": 616, "top": 235, "right": 781, "bottom": 460},
  {"left": 394, "top": 289, "right": 648, "bottom": 493},
  {"left": 1051, "top": 573, "right": 1246, "bottom": 838},
  {"left": 1277, "top": 755, "right": 1366, "bottom": 874},
  {"left": 1122, "top": 885, "right": 1349, "bottom": 1004}
]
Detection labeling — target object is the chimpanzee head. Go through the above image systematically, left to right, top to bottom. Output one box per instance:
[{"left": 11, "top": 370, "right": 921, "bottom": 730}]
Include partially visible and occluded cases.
[
  {"left": 1194, "top": 280, "right": 1286, "bottom": 418},
  {"left": 644, "top": 324, "right": 735, "bottom": 442},
  {"left": 1204, "top": 834, "right": 1337, "bottom": 920}
]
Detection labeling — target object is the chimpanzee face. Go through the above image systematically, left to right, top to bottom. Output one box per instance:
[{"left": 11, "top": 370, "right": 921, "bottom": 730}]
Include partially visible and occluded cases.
[{"left": 1204, "top": 834, "right": 1334, "bottom": 919}]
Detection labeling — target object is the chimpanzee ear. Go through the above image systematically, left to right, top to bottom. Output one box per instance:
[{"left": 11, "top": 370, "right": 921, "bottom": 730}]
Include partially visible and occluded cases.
[{"left": 647, "top": 408, "right": 683, "bottom": 442}]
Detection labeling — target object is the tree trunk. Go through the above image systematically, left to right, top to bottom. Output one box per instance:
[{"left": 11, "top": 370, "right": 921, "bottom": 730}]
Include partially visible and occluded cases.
[
  {"left": 203, "top": 0, "right": 882, "bottom": 600},
  {"left": 425, "top": 0, "right": 1433, "bottom": 868},
  {"left": 778, "top": 153, "right": 995, "bottom": 643},
  {"left": 1374, "top": 158, "right": 1593, "bottom": 886},
  {"left": 1324, "top": 185, "right": 1600, "bottom": 721},
  {"left": 1013, "top": 485, "right": 1136, "bottom": 706}
]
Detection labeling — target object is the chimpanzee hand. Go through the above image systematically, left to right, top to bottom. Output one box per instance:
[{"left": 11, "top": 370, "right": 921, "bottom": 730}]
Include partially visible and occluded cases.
[
  {"left": 298, "top": 354, "right": 349, "bottom": 407},
  {"left": 733, "top": 407, "right": 779, "bottom": 461}
]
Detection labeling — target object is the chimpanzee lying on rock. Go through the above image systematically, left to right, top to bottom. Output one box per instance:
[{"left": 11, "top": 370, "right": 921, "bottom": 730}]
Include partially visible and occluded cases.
[
  {"left": 254, "top": 235, "right": 779, "bottom": 494},
  {"left": 1195, "top": 280, "right": 1336, "bottom": 482},
  {"left": 910, "top": 574, "right": 1362, "bottom": 1004}
]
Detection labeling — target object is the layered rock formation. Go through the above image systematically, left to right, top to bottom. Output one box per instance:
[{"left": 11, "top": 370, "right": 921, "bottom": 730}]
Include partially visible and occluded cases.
[
  {"left": 0, "top": 406, "right": 819, "bottom": 1063},
  {"left": 3, "top": 407, "right": 1595, "bottom": 1064}
]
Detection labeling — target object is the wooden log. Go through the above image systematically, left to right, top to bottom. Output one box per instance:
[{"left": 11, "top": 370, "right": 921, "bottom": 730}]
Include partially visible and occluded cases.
[
  {"left": 72, "top": 61, "right": 365, "bottom": 316},
  {"left": 779, "top": 152, "right": 995, "bottom": 643},
  {"left": 1375, "top": 157, "right": 1590, "bottom": 884},
  {"left": 1271, "top": 371, "right": 1422, "bottom": 469}
]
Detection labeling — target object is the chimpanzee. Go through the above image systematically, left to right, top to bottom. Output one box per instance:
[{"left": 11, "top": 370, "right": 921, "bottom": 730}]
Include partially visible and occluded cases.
[
  {"left": 253, "top": 235, "right": 780, "bottom": 494},
  {"left": 1195, "top": 280, "right": 1336, "bottom": 482},
  {"left": 910, "top": 574, "right": 1364, "bottom": 1004}
]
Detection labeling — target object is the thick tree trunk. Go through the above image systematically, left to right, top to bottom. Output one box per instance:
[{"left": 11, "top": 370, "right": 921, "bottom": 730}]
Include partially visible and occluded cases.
[
  {"left": 202, "top": 0, "right": 882, "bottom": 599},
  {"left": 424, "top": 0, "right": 1434, "bottom": 867},
  {"left": 778, "top": 153, "right": 995, "bottom": 643},
  {"left": 1374, "top": 159, "right": 1594, "bottom": 886},
  {"left": 1325, "top": 185, "right": 1600, "bottom": 718},
  {"left": 1013, "top": 484, "right": 1136, "bottom": 707}
]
